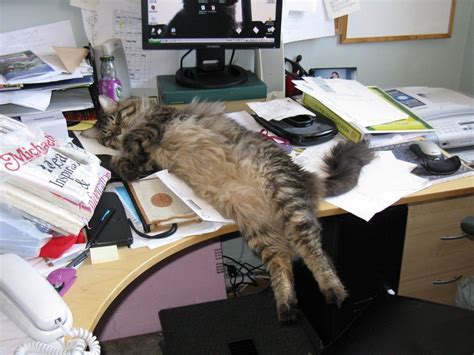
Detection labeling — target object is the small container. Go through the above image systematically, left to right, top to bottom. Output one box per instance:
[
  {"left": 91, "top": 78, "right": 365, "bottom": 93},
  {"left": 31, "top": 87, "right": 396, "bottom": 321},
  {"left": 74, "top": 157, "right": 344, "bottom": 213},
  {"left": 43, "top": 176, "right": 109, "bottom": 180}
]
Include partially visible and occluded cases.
[{"left": 98, "top": 55, "right": 123, "bottom": 101}]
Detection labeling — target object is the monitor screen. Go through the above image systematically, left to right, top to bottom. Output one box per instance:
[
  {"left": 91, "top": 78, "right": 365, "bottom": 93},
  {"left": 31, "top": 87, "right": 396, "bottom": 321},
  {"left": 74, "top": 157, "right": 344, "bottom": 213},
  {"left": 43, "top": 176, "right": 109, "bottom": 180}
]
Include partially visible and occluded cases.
[{"left": 141, "top": 0, "right": 282, "bottom": 50}]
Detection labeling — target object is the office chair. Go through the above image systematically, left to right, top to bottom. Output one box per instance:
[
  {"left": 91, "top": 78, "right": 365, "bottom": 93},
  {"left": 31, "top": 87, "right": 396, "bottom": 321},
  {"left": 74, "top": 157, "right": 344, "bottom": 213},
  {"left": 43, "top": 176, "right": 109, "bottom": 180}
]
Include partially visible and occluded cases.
[
  {"left": 159, "top": 214, "right": 474, "bottom": 354},
  {"left": 310, "top": 214, "right": 474, "bottom": 354},
  {"left": 321, "top": 293, "right": 474, "bottom": 354}
]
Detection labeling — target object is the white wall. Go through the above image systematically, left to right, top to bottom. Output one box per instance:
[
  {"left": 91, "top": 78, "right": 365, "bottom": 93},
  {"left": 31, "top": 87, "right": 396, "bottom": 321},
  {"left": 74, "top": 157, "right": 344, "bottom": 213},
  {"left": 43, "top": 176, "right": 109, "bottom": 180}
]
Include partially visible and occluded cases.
[
  {"left": 1, "top": 0, "right": 472, "bottom": 94},
  {"left": 284, "top": 0, "right": 473, "bottom": 93},
  {"left": 459, "top": 0, "right": 474, "bottom": 95}
]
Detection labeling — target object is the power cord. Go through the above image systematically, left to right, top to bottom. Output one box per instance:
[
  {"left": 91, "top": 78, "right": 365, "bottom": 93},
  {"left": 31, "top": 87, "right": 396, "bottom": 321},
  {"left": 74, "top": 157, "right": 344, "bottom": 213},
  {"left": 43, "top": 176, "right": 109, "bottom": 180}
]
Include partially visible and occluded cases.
[{"left": 223, "top": 255, "right": 269, "bottom": 297}]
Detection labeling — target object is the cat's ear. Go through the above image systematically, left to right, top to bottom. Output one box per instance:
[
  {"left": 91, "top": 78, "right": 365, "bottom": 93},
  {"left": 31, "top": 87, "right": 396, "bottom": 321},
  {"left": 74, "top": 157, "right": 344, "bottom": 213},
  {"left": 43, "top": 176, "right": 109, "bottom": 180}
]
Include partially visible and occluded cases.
[{"left": 98, "top": 95, "right": 118, "bottom": 113}]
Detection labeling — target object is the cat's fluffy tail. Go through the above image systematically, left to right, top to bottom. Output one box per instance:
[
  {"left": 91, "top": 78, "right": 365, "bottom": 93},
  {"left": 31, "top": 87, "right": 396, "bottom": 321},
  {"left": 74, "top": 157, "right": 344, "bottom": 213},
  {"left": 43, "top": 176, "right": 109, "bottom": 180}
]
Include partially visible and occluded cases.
[{"left": 322, "top": 140, "right": 375, "bottom": 197}]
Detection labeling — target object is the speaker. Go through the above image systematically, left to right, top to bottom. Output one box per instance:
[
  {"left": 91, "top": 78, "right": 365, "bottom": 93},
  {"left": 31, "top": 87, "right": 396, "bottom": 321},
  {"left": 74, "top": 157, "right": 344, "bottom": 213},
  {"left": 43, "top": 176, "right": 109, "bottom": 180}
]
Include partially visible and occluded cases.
[
  {"left": 93, "top": 38, "right": 132, "bottom": 99},
  {"left": 254, "top": 47, "right": 285, "bottom": 99}
]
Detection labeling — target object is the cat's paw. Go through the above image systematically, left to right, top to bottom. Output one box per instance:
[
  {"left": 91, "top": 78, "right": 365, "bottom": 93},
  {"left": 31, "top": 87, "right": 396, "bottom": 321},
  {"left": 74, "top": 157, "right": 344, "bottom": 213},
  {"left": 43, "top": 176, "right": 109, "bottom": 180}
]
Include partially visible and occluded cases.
[
  {"left": 111, "top": 156, "right": 140, "bottom": 182},
  {"left": 323, "top": 284, "right": 348, "bottom": 307},
  {"left": 277, "top": 302, "right": 300, "bottom": 324}
]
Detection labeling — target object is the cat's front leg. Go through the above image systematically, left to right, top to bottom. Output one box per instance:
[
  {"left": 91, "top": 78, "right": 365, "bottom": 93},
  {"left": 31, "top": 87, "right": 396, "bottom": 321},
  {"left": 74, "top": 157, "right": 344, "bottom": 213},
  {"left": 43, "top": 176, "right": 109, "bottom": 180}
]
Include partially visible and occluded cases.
[
  {"left": 111, "top": 128, "right": 156, "bottom": 181},
  {"left": 112, "top": 155, "right": 141, "bottom": 182}
]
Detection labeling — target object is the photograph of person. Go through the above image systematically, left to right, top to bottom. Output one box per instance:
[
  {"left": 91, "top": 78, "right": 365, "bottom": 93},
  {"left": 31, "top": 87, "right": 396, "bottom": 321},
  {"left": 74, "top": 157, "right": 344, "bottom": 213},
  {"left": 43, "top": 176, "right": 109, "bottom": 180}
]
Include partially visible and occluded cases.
[{"left": 309, "top": 67, "right": 358, "bottom": 80}]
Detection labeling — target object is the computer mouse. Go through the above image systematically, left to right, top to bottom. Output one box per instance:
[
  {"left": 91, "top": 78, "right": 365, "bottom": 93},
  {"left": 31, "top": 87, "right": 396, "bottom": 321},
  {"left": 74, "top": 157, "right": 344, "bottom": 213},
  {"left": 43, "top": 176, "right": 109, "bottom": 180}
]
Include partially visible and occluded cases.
[{"left": 409, "top": 141, "right": 443, "bottom": 160}]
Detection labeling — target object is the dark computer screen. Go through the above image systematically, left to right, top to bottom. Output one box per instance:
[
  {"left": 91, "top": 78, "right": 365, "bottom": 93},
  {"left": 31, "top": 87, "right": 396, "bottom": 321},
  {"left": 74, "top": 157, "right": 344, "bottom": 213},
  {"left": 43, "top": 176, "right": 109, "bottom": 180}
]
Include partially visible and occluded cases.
[{"left": 141, "top": 0, "right": 282, "bottom": 88}]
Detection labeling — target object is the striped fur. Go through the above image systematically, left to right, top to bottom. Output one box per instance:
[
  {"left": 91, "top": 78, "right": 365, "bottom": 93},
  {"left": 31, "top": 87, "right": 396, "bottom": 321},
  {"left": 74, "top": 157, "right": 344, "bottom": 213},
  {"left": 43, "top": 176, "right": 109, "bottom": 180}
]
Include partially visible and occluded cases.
[{"left": 91, "top": 96, "right": 374, "bottom": 322}]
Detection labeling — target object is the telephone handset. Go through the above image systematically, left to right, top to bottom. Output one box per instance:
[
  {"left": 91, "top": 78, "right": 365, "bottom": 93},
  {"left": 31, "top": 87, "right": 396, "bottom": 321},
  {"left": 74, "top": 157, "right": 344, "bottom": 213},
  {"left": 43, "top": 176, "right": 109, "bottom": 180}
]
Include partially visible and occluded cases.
[{"left": 0, "top": 253, "right": 100, "bottom": 354}]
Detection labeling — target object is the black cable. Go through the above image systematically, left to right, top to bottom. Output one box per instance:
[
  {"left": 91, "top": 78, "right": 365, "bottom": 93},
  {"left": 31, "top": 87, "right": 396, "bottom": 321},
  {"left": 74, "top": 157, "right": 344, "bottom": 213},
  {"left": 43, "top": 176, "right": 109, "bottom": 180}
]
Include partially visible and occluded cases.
[
  {"left": 180, "top": 49, "right": 193, "bottom": 70},
  {"left": 229, "top": 49, "right": 235, "bottom": 66},
  {"left": 128, "top": 220, "right": 177, "bottom": 239},
  {"left": 223, "top": 256, "right": 269, "bottom": 296}
]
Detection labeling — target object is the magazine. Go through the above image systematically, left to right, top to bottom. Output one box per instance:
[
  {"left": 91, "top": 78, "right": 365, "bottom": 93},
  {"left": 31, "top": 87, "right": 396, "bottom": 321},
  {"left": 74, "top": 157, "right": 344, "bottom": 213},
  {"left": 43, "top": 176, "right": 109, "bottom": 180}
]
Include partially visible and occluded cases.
[{"left": 0, "top": 50, "right": 57, "bottom": 83}]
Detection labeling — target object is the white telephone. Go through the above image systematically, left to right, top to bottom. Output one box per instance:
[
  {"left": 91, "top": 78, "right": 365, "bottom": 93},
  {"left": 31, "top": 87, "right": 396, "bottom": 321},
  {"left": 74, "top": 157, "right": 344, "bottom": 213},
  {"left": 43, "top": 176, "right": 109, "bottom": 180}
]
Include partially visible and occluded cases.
[
  {"left": 385, "top": 87, "right": 474, "bottom": 149},
  {"left": 0, "top": 254, "right": 100, "bottom": 354}
]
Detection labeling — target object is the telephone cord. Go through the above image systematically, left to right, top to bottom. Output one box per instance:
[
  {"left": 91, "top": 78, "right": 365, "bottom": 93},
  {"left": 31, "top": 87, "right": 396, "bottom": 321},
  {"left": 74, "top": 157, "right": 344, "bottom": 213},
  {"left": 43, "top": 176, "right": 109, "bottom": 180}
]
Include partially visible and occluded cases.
[{"left": 14, "top": 327, "right": 100, "bottom": 355}]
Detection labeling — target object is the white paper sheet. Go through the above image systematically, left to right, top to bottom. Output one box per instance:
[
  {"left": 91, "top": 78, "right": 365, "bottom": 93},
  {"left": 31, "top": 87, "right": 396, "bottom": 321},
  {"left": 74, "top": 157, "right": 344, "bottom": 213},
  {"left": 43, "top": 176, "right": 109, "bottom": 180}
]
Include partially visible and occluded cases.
[
  {"left": 282, "top": 0, "right": 335, "bottom": 43},
  {"left": 323, "top": 0, "right": 361, "bottom": 20},
  {"left": 0, "top": 21, "right": 77, "bottom": 57},
  {"left": 297, "top": 77, "right": 409, "bottom": 127},
  {"left": 0, "top": 90, "right": 52, "bottom": 111},
  {"left": 247, "top": 98, "right": 315, "bottom": 121},
  {"left": 20, "top": 111, "right": 69, "bottom": 142},
  {"left": 226, "top": 111, "right": 263, "bottom": 132},
  {"left": 324, "top": 151, "right": 430, "bottom": 221},
  {"left": 156, "top": 170, "right": 234, "bottom": 224},
  {"left": 129, "top": 220, "right": 228, "bottom": 250}
]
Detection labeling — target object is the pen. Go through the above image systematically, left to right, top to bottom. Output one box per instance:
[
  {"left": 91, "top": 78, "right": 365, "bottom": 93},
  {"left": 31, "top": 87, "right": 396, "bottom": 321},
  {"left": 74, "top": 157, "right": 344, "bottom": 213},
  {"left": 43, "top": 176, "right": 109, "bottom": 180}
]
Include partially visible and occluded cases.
[
  {"left": 65, "top": 208, "right": 116, "bottom": 268},
  {"left": 86, "top": 208, "right": 116, "bottom": 248}
]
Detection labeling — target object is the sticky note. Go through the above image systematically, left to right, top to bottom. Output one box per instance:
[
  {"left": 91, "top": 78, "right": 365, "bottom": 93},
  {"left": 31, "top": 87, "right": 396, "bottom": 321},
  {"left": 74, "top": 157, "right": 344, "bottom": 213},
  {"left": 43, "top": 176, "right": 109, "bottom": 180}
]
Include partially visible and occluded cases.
[{"left": 90, "top": 245, "right": 119, "bottom": 264}]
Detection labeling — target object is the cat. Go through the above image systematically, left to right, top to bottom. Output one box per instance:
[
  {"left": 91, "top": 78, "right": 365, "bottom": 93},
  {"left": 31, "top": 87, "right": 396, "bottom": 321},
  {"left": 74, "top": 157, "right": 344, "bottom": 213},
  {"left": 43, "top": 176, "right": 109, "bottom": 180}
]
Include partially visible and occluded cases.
[
  {"left": 164, "top": 0, "right": 239, "bottom": 38},
  {"left": 84, "top": 95, "right": 375, "bottom": 323}
]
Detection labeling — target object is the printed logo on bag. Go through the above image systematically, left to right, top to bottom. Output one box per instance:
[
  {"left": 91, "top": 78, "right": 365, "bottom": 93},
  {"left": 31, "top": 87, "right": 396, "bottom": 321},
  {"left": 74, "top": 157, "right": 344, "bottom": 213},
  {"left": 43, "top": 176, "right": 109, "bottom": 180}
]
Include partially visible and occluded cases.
[
  {"left": 0, "top": 134, "right": 57, "bottom": 171},
  {"left": 151, "top": 193, "right": 173, "bottom": 207}
]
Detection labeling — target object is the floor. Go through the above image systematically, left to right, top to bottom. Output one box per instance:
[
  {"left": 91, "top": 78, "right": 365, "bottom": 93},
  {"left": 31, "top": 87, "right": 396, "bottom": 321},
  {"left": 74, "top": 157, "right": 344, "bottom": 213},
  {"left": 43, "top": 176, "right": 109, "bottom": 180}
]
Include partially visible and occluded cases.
[
  {"left": 100, "top": 258, "right": 270, "bottom": 354},
  {"left": 101, "top": 332, "right": 163, "bottom": 355}
]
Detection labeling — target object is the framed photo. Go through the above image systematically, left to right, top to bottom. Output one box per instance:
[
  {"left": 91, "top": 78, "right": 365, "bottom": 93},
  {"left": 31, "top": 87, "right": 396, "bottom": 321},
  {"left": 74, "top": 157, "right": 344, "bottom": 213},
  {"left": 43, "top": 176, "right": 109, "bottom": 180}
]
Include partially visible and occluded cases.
[{"left": 308, "top": 67, "right": 358, "bottom": 80}]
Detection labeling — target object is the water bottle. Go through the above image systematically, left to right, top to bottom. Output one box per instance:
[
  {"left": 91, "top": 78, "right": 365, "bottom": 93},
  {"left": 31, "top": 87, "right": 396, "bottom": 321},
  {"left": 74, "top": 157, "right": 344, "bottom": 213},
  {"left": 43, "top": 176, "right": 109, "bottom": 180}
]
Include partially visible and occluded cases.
[{"left": 98, "top": 55, "right": 123, "bottom": 101}]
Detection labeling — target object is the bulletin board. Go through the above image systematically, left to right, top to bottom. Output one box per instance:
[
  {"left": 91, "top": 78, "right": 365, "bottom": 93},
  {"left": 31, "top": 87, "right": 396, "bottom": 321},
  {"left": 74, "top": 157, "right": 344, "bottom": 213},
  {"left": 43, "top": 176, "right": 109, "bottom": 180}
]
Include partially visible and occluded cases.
[{"left": 338, "top": 0, "right": 456, "bottom": 43}]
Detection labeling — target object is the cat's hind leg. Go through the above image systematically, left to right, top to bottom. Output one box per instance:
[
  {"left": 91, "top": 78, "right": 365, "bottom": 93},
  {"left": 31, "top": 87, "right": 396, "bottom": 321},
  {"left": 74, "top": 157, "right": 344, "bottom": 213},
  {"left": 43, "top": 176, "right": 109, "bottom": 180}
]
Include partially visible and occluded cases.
[
  {"left": 289, "top": 212, "right": 348, "bottom": 306},
  {"left": 244, "top": 230, "right": 298, "bottom": 323}
]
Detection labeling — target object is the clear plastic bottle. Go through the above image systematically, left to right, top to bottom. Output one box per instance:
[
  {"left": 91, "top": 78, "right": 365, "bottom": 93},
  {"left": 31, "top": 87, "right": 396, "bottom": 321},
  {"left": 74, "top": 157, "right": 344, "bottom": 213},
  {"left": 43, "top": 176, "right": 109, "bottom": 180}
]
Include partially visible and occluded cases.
[{"left": 98, "top": 55, "right": 123, "bottom": 101}]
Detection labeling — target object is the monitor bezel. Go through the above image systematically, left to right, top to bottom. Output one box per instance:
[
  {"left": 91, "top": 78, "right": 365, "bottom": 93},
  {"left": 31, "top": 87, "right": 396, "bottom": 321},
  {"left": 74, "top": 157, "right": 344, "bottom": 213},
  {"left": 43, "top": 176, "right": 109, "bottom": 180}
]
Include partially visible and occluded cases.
[{"left": 141, "top": 0, "right": 283, "bottom": 51}]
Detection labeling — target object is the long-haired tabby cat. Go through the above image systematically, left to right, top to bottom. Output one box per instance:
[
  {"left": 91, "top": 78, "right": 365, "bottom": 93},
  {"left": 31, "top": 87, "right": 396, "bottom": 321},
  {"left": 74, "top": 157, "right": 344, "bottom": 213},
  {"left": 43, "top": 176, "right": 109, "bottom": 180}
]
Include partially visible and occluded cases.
[{"left": 85, "top": 96, "right": 374, "bottom": 322}]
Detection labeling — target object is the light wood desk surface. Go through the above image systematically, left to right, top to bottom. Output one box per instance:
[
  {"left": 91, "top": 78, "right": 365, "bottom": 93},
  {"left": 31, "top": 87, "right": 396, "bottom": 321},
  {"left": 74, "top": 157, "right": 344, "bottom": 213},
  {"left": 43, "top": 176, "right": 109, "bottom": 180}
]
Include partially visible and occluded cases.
[{"left": 64, "top": 175, "right": 474, "bottom": 331}]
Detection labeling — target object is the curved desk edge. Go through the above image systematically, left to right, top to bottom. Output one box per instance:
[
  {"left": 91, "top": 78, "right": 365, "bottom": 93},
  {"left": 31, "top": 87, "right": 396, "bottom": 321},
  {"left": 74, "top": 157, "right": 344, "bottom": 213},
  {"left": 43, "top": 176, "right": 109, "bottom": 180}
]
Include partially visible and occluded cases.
[
  {"left": 65, "top": 175, "right": 474, "bottom": 331},
  {"left": 63, "top": 224, "right": 238, "bottom": 331}
]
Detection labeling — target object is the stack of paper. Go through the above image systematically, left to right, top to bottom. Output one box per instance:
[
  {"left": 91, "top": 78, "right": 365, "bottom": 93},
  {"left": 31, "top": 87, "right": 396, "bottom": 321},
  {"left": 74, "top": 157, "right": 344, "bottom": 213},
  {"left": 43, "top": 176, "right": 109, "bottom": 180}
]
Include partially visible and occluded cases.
[
  {"left": 0, "top": 21, "right": 94, "bottom": 114},
  {"left": 294, "top": 77, "right": 434, "bottom": 143}
]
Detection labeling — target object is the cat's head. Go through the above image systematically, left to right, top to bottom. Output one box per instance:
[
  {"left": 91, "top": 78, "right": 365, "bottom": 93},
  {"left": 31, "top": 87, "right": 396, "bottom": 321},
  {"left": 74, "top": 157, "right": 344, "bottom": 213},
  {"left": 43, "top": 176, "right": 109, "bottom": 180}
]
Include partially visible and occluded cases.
[{"left": 82, "top": 95, "right": 151, "bottom": 149}]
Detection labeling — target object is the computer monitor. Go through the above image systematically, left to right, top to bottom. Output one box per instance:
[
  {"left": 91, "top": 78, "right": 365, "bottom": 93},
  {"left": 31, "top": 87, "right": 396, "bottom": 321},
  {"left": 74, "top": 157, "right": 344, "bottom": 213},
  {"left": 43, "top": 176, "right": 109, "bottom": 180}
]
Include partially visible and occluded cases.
[{"left": 141, "top": 0, "right": 282, "bottom": 89}]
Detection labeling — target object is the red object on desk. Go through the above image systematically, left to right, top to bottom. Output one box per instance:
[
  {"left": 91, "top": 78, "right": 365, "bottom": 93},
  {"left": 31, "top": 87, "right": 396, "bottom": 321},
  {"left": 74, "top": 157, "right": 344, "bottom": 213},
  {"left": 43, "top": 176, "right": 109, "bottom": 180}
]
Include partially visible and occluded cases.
[
  {"left": 285, "top": 74, "right": 301, "bottom": 97},
  {"left": 39, "top": 230, "right": 86, "bottom": 258}
]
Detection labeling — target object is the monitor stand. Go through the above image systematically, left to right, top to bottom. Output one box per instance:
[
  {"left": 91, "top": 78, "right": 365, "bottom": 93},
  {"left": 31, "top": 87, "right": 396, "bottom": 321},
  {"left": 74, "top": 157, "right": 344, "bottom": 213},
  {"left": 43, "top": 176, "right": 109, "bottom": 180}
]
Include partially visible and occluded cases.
[{"left": 175, "top": 48, "right": 248, "bottom": 89}]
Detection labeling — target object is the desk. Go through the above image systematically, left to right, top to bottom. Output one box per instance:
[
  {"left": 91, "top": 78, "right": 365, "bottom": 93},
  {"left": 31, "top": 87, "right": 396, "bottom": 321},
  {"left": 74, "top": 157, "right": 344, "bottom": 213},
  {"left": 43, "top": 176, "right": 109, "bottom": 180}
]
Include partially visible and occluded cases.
[{"left": 64, "top": 176, "right": 474, "bottom": 332}]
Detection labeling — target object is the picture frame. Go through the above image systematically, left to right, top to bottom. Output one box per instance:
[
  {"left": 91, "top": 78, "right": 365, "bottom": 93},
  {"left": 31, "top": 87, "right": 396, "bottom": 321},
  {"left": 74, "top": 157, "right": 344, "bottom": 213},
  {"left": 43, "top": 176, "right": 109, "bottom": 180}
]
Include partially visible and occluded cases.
[{"left": 308, "top": 67, "right": 358, "bottom": 80}]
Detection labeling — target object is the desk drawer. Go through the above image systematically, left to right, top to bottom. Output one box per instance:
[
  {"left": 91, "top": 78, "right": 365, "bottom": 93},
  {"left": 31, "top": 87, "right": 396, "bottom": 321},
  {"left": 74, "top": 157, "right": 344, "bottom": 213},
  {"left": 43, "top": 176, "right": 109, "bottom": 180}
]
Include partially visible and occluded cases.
[
  {"left": 399, "top": 195, "right": 474, "bottom": 304},
  {"left": 398, "top": 266, "right": 474, "bottom": 305}
]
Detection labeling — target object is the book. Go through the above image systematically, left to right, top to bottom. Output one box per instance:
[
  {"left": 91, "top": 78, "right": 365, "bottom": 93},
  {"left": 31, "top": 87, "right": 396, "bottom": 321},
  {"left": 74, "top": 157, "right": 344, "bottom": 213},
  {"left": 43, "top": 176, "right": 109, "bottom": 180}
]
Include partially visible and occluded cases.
[
  {"left": 0, "top": 50, "right": 57, "bottom": 83},
  {"left": 157, "top": 71, "right": 267, "bottom": 104},
  {"left": 302, "top": 86, "right": 434, "bottom": 143},
  {"left": 126, "top": 177, "right": 202, "bottom": 233}
]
